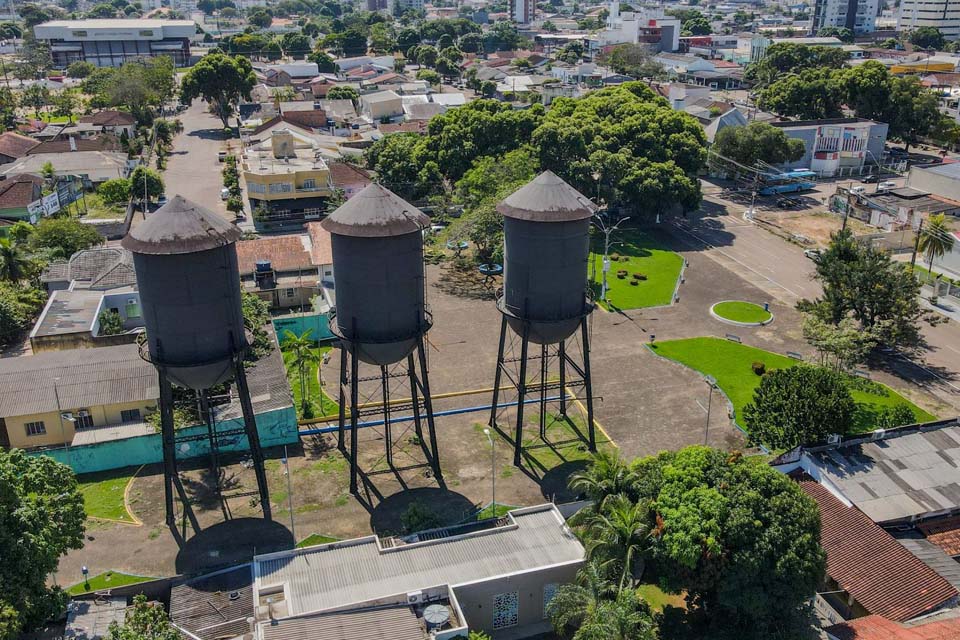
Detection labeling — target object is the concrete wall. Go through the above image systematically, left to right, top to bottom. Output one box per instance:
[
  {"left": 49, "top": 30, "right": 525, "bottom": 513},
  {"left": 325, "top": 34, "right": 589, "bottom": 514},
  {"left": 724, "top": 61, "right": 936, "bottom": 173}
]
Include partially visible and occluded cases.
[
  {"left": 907, "top": 165, "right": 960, "bottom": 202},
  {"left": 31, "top": 330, "right": 138, "bottom": 354},
  {"left": 26, "top": 406, "right": 299, "bottom": 474},
  {"left": 453, "top": 562, "right": 582, "bottom": 638}
]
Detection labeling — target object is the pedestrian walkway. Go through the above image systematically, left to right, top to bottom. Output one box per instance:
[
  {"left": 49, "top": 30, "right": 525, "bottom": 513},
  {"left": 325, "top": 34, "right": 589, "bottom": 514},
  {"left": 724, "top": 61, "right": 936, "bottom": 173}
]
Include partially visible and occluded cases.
[{"left": 921, "top": 285, "right": 960, "bottom": 323}]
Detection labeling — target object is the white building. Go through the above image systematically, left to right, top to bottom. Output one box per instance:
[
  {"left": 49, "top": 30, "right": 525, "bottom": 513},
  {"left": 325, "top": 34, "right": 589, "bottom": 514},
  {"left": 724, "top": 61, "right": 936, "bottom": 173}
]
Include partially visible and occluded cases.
[
  {"left": 395, "top": 0, "right": 425, "bottom": 12},
  {"left": 511, "top": 0, "right": 534, "bottom": 24},
  {"left": 812, "top": 0, "right": 879, "bottom": 34},
  {"left": 898, "top": 0, "right": 960, "bottom": 40},
  {"left": 598, "top": 1, "right": 681, "bottom": 52},
  {"left": 33, "top": 19, "right": 196, "bottom": 68}
]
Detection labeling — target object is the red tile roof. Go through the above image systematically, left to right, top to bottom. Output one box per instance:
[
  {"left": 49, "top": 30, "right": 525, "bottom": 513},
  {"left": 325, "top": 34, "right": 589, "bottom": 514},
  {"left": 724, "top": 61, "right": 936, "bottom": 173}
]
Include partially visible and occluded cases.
[
  {"left": 280, "top": 109, "right": 328, "bottom": 129},
  {"left": 79, "top": 110, "right": 136, "bottom": 126},
  {"left": 378, "top": 122, "right": 426, "bottom": 134},
  {"left": 0, "top": 132, "right": 40, "bottom": 159},
  {"left": 27, "top": 135, "right": 122, "bottom": 155},
  {"left": 328, "top": 162, "right": 371, "bottom": 189},
  {"left": 0, "top": 174, "right": 42, "bottom": 210},
  {"left": 306, "top": 222, "right": 332, "bottom": 266},
  {"left": 236, "top": 235, "right": 313, "bottom": 274},
  {"left": 796, "top": 476, "right": 958, "bottom": 622},
  {"left": 919, "top": 517, "right": 960, "bottom": 557},
  {"left": 826, "top": 614, "right": 960, "bottom": 640}
]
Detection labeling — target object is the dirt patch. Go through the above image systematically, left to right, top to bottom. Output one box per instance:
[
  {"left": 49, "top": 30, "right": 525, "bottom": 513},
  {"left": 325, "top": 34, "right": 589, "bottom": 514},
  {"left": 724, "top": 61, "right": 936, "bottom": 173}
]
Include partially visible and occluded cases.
[{"left": 773, "top": 212, "right": 872, "bottom": 247}]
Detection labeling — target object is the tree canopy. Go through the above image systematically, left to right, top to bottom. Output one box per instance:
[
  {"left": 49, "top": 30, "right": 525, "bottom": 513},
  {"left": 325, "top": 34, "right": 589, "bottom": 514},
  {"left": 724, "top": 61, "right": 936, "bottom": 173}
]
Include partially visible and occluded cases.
[
  {"left": 910, "top": 26, "right": 945, "bottom": 50},
  {"left": 744, "top": 43, "right": 849, "bottom": 87},
  {"left": 180, "top": 52, "right": 256, "bottom": 127},
  {"left": 712, "top": 122, "right": 806, "bottom": 168},
  {"left": 30, "top": 217, "right": 103, "bottom": 260},
  {"left": 743, "top": 366, "right": 856, "bottom": 448},
  {"left": 0, "top": 450, "right": 86, "bottom": 640}
]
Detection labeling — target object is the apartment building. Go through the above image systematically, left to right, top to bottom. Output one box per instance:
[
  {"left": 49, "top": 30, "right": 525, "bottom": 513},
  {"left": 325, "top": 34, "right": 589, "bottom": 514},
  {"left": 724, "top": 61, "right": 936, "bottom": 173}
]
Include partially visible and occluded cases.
[
  {"left": 812, "top": 0, "right": 880, "bottom": 34},
  {"left": 899, "top": 0, "right": 960, "bottom": 40},
  {"left": 33, "top": 19, "right": 195, "bottom": 68}
]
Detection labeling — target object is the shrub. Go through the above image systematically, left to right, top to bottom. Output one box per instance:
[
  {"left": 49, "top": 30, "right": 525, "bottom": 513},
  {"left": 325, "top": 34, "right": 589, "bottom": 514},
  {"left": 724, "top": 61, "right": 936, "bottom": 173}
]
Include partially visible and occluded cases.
[
  {"left": 609, "top": 253, "right": 620, "bottom": 261},
  {"left": 617, "top": 269, "right": 628, "bottom": 277},
  {"left": 632, "top": 272, "right": 646, "bottom": 280},
  {"left": 616, "top": 273, "right": 626, "bottom": 279},
  {"left": 629, "top": 280, "right": 638, "bottom": 286},
  {"left": 752, "top": 361, "right": 766, "bottom": 376},
  {"left": 875, "top": 404, "right": 916, "bottom": 430}
]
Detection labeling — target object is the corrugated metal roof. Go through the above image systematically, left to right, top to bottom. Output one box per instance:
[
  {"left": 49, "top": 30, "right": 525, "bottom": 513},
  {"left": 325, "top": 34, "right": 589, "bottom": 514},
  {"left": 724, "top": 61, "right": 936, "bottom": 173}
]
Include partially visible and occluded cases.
[
  {"left": 497, "top": 171, "right": 596, "bottom": 222},
  {"left": 321, "top": 184, "right": 428, "bottom": 238},
  {"left": 123, "top": 195, "right": 241, "bottom": 255},
  {"left": 0, "top": 344, "right": 157, "bottom": 418},
  {"left": 804, "top": 423, "right": 960, "bottom": 523},
  {"left": 796, "top": 475, "right": 957, "bottom": 622},
  {"left": 254, "top": 505, "right": 582, "bottom": 617},
  {"left": 919, "top": 516, "right": 960, "bottom": 556},
  {"left": 898, "top": 538, "right": 960, "bottom": 591},
  {"left": 170, "top": 565, "right": 253, "bottom": 640},
  {"left": 260, "top": 605, "right": 424, "bottom": 640}
]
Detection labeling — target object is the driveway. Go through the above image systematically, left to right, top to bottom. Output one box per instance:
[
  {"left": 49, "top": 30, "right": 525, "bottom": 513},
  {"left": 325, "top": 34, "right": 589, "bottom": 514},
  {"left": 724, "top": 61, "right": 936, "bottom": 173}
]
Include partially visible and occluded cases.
[{"left": 164, "top": 101, "right": 254, "bottom": 232}]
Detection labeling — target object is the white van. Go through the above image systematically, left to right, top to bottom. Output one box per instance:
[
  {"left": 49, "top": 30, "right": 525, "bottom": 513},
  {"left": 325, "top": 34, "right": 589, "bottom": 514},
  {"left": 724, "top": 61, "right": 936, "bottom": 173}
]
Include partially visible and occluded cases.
[{"left": 877, "top": 181, "right": 897, "bottom": 191}]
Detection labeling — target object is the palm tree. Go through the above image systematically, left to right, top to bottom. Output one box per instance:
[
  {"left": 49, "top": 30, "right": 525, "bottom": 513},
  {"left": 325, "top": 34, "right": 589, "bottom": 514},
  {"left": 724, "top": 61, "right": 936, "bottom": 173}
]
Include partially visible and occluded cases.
[
  {"left": 918, "top": 214, "right": 955, "bottom": 284},
  {"left": 0, "top": 237, "right": 31, "bottom": 283},
  {"left": 282, "top": 329, "right": 319, "bottom": 415},
  {"left": 568, "top": 451, "right": 636, "bottom": 506},
  {"left": 580, "top": 494, "right": 655, "bottom": 590},
  {"left": 547, "top": 563, "right": 656, "bottom": 640}
]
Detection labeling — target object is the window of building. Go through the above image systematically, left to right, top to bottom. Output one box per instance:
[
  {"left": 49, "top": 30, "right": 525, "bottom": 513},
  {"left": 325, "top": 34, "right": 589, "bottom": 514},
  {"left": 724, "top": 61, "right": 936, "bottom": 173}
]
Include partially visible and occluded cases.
[
  {"left": 72, "top": 30, "right": 88, "bottom": 37},
  {"left": 139, "top": 30, "right": 154, "bottom": 36},
  {"left": 302, "top": 178, "right": 316, "bottom": 189},
  {"left": 249, "top": 182, "right": 266, "bottom": 194},
  {"left": 269, "top": 182, "right": 293, "bottom": 194},
  {"left": 285, "top": 288, "right": 295, "bottom": 298},
  {"left": 125, "top": 301, "right": 141, "bottom": 318},
  {"left": 120, "top": 409, "right": 141, "bottom": 423},
  {"left": 75, "top": 411, "right": 94, "bottom": 430},
  {"left": 25, "top": 421, "right": 46, "bottom": 436},
  {"left": 543, "top": 584, "right": 558, "bottom": 619},
  {"left": 492, "top": 591, "right": 519, "bottom": 630}
]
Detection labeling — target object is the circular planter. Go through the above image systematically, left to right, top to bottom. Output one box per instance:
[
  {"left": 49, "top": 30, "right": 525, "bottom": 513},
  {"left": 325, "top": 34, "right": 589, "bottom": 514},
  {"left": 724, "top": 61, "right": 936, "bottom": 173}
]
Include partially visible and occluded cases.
[{"left": 710, "top": 300, "right": 773, "bottom": 327}]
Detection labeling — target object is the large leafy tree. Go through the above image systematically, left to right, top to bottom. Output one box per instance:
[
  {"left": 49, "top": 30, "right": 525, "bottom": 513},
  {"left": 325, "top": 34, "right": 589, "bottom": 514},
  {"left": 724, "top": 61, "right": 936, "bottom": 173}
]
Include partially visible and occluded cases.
[
  {"left": 817, "top": 26, "right": 854, "bottom": 42},
  {"left": 910, "top": 26, "right": 945, "bottom": 50},
  {"left": 744, "top": 43, "right": 848, "bottom": 87},
  {"left": 599, "top": 44, "right": 665, "bottom": 79},
  {"left": 180, "top": 52, "right": 257, "bottom": 127},
  {"left": 756, "top": 68, "right": 844, "bottom": 119},
  {"left": 712, "top": 122, "right": 806, "bottom": 168},
  {"left": 130, "top": 166, "right": 165, "bottom": 203},
  {"left": 30, "top": 218, "right": 103, "bottom": 260},
  {"left": 802, "top": 228, "right": 923, "bottom": 348},
  {"left": 0, "top": 238, "right": 33, "bottom": 283},
  {"left": 742, "top": 366, "right": 856, "bottom": 448},
  {"left": 632, "top": 447, "right": 825, "bottom": 640},
  {"left": 0, "top": 450, "right": 86, "bottom": 640},
  {"left": 547, "top": 563, "right": 656, "bottom": 640},
  {"left": 106, "top": 595, "right": 181, "bottom": 640}
]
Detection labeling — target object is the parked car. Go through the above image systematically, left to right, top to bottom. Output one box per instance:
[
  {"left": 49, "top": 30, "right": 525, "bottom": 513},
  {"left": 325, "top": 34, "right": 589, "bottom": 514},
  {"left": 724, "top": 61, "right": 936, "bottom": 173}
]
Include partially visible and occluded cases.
[
  {"left": 218, "top": 150, "right": 227, "bottom": 162},
  {"left": 862, "top": 174, "right": 880, "bottom": 183},
  {"left": 878, "top": 181, "right": 897, "bottom": 191},
  {"left": 220, "top": 188, "right": 230, "bottom": 200},
  {"left": 156, "top": 195, "right": 168, "bottom": 207},
  {"left": 804, "top": 248, "right": 822, "bottom": 261}
]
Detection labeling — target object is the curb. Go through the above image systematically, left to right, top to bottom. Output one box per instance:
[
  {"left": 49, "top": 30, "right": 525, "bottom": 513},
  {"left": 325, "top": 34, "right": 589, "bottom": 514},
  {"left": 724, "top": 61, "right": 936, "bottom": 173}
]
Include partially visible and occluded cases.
[{"left": 709, "top": 301, "right": 774, "bottom": 327}]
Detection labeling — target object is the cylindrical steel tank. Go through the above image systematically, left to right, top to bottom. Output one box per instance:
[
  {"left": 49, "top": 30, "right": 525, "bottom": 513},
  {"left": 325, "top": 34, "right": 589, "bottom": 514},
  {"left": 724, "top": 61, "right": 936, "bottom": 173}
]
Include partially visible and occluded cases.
[
  {"left": 497, "top": 171, "right": 597, "bottom": 344},
  {"left": 321, "top": 184, "right": 431, "bottom": 366},
  {"left": 122, "top": 195, "right": 246, "bottom": 390}
]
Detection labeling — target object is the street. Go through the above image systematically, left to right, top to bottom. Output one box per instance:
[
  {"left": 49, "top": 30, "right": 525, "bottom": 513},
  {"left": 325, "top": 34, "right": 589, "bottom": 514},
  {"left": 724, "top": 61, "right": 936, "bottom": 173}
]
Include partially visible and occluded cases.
[
  {"left": 163, "top": 100, "right": 254, "bottom": 231},
  {"left": 672, "top": 183, "right": 960, "bottom": 414}
]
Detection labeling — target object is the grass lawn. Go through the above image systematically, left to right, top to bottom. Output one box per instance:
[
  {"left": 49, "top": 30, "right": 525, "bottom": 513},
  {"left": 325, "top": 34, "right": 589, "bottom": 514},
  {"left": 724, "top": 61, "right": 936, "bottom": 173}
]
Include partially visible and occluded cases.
[
  {"left": 38, "top": 113, "right": 71, "bottom": 124},
  {"left": 81, "top": 191, "right": 127, "bottom": 220},
  {"left": 590, "top": 230, "right": 683, "bottom": 310},
  {"left": 911, "top": 263, "right": 959, "bottom": 285},
  {"left": 711, "top": 301, "right": 772, "bottom": 324},
  {"left": 649, "top": 337, "right": 936, "bottom": 433},
  {"left": 283, "top": 345, "right": 339, "bottom": 420},
  {"left": 518, "top": 411, "right": 614, "bottom": 472},
  {"left": 77, "top": 469, "right": 136, "bottom": 522},
  {"left": 473, "top": 503, "right": 517, "bottom": 520},
  {"left": 296, "top": 533, "right": 339, "bottom": 548},
  {"left": 67, "top": 571, "right": 155, "bottom": 596},
  {"left": 637, "top": 583, "right": 686, "bottom": 612}
]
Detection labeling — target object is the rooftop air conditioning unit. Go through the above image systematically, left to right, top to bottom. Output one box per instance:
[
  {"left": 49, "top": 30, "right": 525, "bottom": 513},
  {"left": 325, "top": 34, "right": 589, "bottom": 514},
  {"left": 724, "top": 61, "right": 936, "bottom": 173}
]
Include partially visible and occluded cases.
[
  {"left": 76, "top": 410, "right": 90, "bottom": 417},
  {"left": 871, "top": 429, "right": 886, "bottom": 441},
  {"left": 827, "top": 434, "right": 841, "bottom": 445},
  {"left": 407, "top": 590, "right": 423, "bottom": 605}
]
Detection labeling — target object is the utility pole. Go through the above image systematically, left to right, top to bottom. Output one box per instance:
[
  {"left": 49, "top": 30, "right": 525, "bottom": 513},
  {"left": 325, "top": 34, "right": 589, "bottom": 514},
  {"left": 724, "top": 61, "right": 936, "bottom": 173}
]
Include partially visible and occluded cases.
[
  {"left": 593, "top": 211, "right": 627, "bottom": 304},
  {"left": 704, "top": 375, "right": 716, "bottom": 446},
  {"left": 483, "top": 428, "right": 496, "bottom": 516}
]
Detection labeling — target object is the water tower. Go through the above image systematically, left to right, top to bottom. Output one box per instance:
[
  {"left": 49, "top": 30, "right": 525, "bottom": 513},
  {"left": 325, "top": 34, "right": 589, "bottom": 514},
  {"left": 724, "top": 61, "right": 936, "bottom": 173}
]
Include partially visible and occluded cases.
[
  {"left": 489, "top": 171, "right": 597, "bottom": 466},
  {"left": 321, "top": 184, "right": 440, "bottom": 494},
  {"left": 123, "top": 195, "right": 271, "bottom": 532}
]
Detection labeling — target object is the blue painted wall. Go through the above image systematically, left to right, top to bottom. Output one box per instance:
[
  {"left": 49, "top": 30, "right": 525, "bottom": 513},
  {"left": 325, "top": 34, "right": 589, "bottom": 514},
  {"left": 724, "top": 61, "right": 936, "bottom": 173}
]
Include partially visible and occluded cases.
[{"left": 28, "top": 406, "right": 299, "bottom": 475}]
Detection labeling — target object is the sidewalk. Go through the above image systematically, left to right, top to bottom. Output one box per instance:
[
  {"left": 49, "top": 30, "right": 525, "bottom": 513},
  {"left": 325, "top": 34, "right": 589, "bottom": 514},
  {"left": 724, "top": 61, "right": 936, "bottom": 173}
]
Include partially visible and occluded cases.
[{"left": 920, "top": 284, "right": 960, "bottom": 323}]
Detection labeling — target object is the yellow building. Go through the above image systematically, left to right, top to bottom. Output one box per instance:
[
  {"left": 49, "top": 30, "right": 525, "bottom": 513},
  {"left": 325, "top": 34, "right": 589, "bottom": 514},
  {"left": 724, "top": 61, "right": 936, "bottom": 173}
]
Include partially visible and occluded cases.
[
  {"left": 243, "top": 129, "right": 335, "bottom": 232},
  {"left": 0, "top": 344, "right": 158, "bottom": 450}
]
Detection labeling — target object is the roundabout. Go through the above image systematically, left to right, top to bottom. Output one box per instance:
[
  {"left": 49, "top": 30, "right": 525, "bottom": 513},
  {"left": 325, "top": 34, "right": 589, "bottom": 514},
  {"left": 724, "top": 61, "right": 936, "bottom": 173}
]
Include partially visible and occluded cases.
[{"left": 710, "top": 300, "right": 773, "bottom": 327}]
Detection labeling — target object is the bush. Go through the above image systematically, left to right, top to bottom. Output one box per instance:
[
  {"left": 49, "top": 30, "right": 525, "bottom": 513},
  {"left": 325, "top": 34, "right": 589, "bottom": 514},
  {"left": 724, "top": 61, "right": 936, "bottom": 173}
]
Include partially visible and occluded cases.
[
  {"left": 97, "top": 178, "right": 131, "bottom": 204},
  {"left": 609, "top": 253, "right": 620, "bottom": 262},
  {"left": 617, "top": 269, "right": 628, "bottom": 277},
  {"left": 632, "top": 272, "right": 646, "bottom": 280},
  {"left": 616, "top": 273, "right": 626, "bottom": 279},
  {"left": 629, "top": 279, "right": 638, "bottom": 286},
  {"left": 752, "top": 361, "right": 766, "bottom": 376},
  {"left": 875, "top": 404, "right": 917, "bottom": 430},
  {"left": 400, "top": 500, "right": 441, "bottom": 535}
]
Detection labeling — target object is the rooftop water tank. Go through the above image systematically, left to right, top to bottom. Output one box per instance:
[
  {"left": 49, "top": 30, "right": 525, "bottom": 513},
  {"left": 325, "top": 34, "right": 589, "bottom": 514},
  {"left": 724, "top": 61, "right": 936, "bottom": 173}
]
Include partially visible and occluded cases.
[
  {"left": 497, "top": 170, "right": 596, "bottom": 344},
  {"left": 321, "top": 184, "right": 431, "bottom": 366},
  {"left": 122, "top": 195, "right": 247, "bottom": 390}
]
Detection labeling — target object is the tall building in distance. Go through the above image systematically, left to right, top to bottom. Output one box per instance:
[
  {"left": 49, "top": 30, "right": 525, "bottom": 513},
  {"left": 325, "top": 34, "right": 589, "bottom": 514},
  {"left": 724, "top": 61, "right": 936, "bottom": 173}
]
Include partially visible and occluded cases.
[
  {"left": 393, "top": 0, "right": 424, "bottom": 12},
  {"left": 511, "top": 0, "right": 534, "bottom": 25},
  {"left": 812, "top": 0, "right": 879, "bottom": 34},
  {"left": 898, "top": 0, "right": 960, "bottom": 39}
]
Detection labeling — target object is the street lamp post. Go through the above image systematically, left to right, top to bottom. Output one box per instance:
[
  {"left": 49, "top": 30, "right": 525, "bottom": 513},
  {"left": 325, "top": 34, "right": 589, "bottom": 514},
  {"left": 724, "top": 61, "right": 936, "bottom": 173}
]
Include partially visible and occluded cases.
[
  {"left": 592, "top": 212, "right": 627, "bottom": 304},
  {"left": 704, "top": 375, "right": 717, "bottom": 446},
  {"left": 53, "top": 378, "right": 72, "bottom": 466},
  {"left": 483, "top": 428, "right": 495, "bottom": 517}
]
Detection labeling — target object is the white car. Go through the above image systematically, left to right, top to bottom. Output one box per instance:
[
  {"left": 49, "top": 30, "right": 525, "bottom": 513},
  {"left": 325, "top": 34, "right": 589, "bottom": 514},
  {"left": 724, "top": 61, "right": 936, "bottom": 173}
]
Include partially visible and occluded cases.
[
  {"left": 877, "top": 181, "right": 897, "bottom": 191},
  {"left": 221, "top": 188, "right": 230, "bottom": 200}
]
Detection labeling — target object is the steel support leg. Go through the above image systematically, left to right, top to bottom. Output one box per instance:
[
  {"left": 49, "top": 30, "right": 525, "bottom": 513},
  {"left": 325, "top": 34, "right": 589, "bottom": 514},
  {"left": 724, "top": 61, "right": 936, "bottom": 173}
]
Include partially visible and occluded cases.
[
  {"left": 489, "top": 314, "right": 508, "bottom": 428},
  {"left": 581, "top": 318, "right": 596, "bottom": 452},
  {"left": 513, "top": 324, "right": 530, "bottom": 467},
  {"left": 417, "top": 336, "right": 441, "bottom": 476},
  {"left": 559, "top": 341, "right": 567, "bottom": 417},
  {"left": 539, "top": 343, "right": 548, "bottom": 440},
  {"left": 337, "top": 344, "right": 347, "bottom": 451},
  {"left": 349, "top": 346, "right": 360, "bottom": 494},
  {"left": 407, "top": 353, "right": 423, "bottom": 442},
  {"left": 235, "top": 359, "right": 272, "bottom": 520},
  {"left": 381, "top": 365, "right": 393, "bottom": 468},
  {"left": 159, "top": 372, "right": 177, "bottom": 529},
  {"left": 201, "top": 390, "right": 221, "bottom": 494}
]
